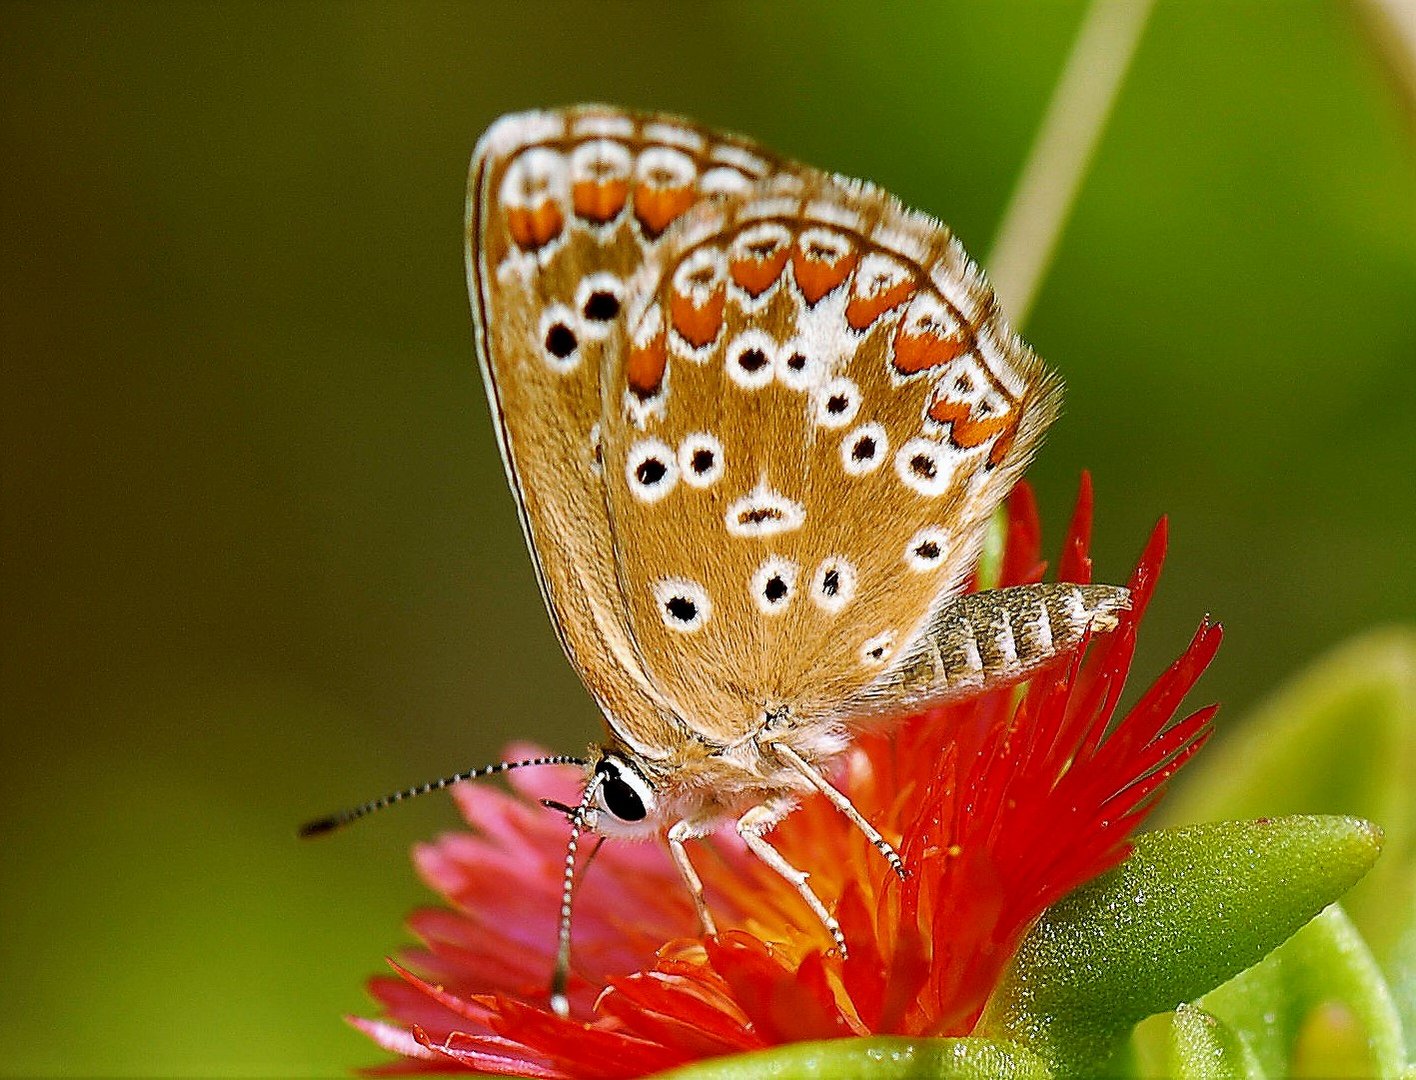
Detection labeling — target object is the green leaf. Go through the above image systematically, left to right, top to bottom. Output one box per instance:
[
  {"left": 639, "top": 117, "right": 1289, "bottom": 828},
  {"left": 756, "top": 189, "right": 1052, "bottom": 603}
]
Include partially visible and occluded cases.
[
  {"left": 976, "top": 503, "right": 1009, "bottom": 592},
  {"left": 1161, "top": 628, "right": 1416, "bottom": 963},
  {"left": 980, "top": 815, "right": 1382, "bottom": 1076},
  {"left": 1199, "top": 904, "right": 1406, "bottom": 1078},
  {"left": 1392, "top": 913, "right": 1416, "bottom": 1067},
  {"left": 1147, "top": 1003, "right": 1266, "bottom": 1080},
  {"left": 658, "top": 1036, "right": 1051, "bottom": 1080}
]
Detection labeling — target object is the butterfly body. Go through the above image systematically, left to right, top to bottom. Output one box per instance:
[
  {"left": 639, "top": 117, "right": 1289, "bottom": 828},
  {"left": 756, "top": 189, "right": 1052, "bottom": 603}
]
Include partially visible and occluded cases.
[
  {"left": 466, "top": 106, "right": 1128, "bottom": 981},
  {"left": 590, "top": 707, "right": 850, "bottom": 834}
]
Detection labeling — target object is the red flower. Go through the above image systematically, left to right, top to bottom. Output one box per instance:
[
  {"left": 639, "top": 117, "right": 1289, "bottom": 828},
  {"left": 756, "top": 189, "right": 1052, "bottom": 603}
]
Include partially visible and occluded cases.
[{"left": 352, "top": 477, "right": 1221, "bottom": 1077}]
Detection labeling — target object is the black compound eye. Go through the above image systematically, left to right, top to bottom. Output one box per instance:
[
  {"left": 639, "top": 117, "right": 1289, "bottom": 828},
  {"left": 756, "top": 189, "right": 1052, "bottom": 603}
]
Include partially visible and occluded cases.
[{"left": 598, "top": 767, "right": 647, "bottom": 822}]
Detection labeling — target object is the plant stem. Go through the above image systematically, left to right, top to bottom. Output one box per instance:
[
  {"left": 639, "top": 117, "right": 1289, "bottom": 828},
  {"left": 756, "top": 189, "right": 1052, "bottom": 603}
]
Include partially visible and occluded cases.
[{"left": 987, "top": 0, "right": 1155, "bottom": 330}]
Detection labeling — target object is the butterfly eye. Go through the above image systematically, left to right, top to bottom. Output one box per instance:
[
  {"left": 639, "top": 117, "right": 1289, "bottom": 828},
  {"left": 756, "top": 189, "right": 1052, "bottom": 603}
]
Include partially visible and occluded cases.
[{"left": 594, "top": 757, "right": 655, "bottom": 823}]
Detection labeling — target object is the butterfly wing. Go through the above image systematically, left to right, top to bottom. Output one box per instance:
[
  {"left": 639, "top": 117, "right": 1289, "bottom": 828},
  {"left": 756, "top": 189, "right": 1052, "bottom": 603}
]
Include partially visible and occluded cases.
[
  {"left": 467, "top": 106, "right": 796, "bottom": 757},
  {"left": 599, "top": 175, "right": 1062, "bottom": 743}
]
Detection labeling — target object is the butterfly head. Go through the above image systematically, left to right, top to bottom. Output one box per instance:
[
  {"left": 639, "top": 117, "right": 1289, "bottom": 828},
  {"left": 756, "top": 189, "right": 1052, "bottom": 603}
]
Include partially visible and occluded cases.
[{"left": 583, "top": 747, "right": 664, "bottom": 838}]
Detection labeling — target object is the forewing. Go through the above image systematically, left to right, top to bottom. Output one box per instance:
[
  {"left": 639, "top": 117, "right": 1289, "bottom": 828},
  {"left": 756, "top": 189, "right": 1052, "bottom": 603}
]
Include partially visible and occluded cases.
[
  {"left": 467, "top": 106, "right": 792, "bottom": 756},
  {"left": 600, "top": 177, "right": 1062, "bottom": 741}
]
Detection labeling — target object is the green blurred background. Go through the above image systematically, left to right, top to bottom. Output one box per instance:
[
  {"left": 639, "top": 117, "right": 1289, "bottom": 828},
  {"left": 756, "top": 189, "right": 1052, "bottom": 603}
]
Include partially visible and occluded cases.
[{"left": 2, "top": 2, "right": 1412, "bottom": 1075}]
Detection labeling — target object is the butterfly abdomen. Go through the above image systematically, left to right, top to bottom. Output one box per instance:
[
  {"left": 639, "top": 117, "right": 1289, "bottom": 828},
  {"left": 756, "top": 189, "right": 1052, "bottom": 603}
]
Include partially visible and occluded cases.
[{"left": 885, "top": 583, "right": 1130, "bottom": 705}]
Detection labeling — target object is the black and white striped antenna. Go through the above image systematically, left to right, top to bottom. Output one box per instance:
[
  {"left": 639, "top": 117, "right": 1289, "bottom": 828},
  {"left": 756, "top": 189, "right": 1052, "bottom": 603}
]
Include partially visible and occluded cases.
[
  {"left": 298, "top": 754, "right": 589, "bottom": 838},
  {"left": 548, "top": 772, "right": 603, "bottom": 1018}
]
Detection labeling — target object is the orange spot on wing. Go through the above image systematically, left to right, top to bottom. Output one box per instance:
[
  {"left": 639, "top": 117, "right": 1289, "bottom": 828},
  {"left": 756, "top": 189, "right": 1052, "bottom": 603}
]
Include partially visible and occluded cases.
[
  {"left": 572, "top": 178, "right": 629, "bottom": 224},
  {"left": 634, "top": 185, "right": 696, "bottom": 237},
  {"left": 507, "top": 200, "right": 563, "bottom": 250},
  {"left": 792, "top": 241, "right": 858, "bottom": 306},
  {"left": 730, "top": 248, "right": 790, "bottom": 297},
  {"left": 846, "top": 278, "right": 916, "bottom": 331},
  {"left": 670, "top": 285, "right": 725, "bottom": 349},
  {"left": 893, "top": 325, "right": 970, "bottom": 375},
  {"left": 627, "top": 328, "right": 668, "bottom": 400},
  {"left": 927, "top": 397, "right": 1012, "bottom": 449},
  {"left": 987, "top": 414, "right": 1021, "bottom": 468}
]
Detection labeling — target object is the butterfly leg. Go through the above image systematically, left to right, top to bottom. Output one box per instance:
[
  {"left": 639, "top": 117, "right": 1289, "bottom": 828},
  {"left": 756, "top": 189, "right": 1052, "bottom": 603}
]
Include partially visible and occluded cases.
[
  {"left": 770, "top": 742, "right": 908, "bottom": 880},
  {"left": 736, "top": 804, "right": 848, "bottom": 958},
  {"left": 667, "top": 821, "right": 718, "bottom": 936}
]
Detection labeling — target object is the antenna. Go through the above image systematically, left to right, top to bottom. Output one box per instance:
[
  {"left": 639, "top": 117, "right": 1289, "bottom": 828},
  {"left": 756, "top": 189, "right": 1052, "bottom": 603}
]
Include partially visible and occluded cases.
[
  {"left": 298, "top": 755, "right": 589, "bottom": 838},
  {"left": 548, "top": 773, "right": 602, "bottom": 1018}
]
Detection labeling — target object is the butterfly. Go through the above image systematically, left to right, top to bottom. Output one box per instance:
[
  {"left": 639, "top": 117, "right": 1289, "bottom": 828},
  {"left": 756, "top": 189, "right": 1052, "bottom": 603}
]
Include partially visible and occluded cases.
[{"left": 306, "top": 104, "right": 1129, "bottom": 1016}]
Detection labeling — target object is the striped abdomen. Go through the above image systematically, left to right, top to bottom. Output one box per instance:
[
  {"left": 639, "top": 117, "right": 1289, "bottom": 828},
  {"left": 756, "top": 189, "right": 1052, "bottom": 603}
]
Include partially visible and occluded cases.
[{"left": 861, "top": 583, "right": 1130, "bottom": 714}]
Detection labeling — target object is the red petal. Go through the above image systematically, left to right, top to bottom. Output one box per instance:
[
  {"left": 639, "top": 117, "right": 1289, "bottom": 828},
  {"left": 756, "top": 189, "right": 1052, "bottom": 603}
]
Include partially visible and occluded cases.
[
  {"left": 1058, "top": 471, "right": 1095, "bottom": 584},
  {"left": 1001, "top": 482, "right": 1046, "bottom": 586},
  {"left": 1124, "top": 518, "right": 1168, "bottom": 623},
  {"left": 703, "top": 934, "right": 806, "bottom": 1044},
  {"left": 601, "top": 972, "right": 761, "bottom": 1057},
  {"left": 483, "top": 998, "right": 685, "bottom": 1078},
  {"left": 347, "top": 1016, "right": 443, "bottom": 1062},
  {"left": 412, "top": 1026, "right": 566, "bottom": 1078}
]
